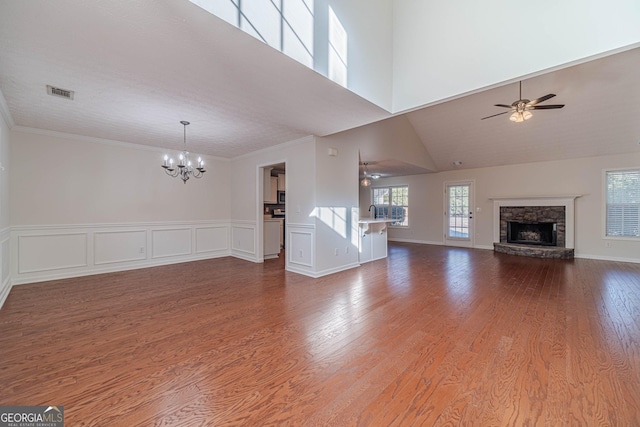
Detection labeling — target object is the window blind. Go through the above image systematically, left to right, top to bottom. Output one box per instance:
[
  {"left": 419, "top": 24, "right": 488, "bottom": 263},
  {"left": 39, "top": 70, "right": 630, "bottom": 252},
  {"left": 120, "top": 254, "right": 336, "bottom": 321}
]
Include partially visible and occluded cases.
[{"left": 606, "top": 169, "right": 640, "bottom": 237}]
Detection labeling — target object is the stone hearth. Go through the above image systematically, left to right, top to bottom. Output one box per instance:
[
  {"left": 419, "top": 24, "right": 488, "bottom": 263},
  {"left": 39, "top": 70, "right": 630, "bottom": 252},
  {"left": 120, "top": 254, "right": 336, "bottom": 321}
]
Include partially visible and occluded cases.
[{"left": 493, "top": 242, "right": 574, "bottom": 259}]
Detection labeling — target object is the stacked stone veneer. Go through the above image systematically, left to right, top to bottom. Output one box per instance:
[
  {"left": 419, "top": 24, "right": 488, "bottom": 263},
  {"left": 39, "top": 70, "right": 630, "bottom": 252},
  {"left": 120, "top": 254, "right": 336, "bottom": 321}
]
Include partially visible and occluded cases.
[
  {"left": 495, "top": 206, "right": 573, "bottom": 259},
  {"left": 499, "top": 206, "right": 566, "bottom": 247}
]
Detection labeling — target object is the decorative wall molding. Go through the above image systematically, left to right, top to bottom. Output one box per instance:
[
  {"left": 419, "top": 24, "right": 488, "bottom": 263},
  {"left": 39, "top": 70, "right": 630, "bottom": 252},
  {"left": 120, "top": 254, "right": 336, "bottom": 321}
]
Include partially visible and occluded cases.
[
  {"left": 11, "top": 220, "right": 232, "bottom": 285},
  {"left": 231, "top": 222, "right": 257, "bottom": 261},
  {"left": 288, "top": 229, "right": 314, "bottom": 268}
]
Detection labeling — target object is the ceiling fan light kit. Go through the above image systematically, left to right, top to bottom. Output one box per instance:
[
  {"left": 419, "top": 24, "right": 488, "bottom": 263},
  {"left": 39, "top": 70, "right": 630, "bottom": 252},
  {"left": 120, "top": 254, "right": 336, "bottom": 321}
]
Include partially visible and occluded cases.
[{"left": 482, "top": 81, "right": 564, "bottom": 123}]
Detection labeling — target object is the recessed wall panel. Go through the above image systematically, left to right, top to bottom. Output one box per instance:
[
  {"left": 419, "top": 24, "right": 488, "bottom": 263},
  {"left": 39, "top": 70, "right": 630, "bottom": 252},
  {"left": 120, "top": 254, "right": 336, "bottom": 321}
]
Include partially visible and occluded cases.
[
  {"left": 196, "top": 227, "right": 228, "bottom": 253},
  {"left": 152, "top": 228, "right": 192, "bottom": 259},
  {"left": 94, "top": 230, "right": 147, "bottom": 265},
  {"left": 18, "top": 233, "right": 87, "bottom": 273}
]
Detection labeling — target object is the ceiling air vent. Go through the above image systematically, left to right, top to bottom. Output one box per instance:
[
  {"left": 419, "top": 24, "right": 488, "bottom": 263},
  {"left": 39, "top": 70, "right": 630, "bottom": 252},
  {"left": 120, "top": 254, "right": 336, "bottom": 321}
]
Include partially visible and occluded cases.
[{"left": 46, "top": 85, "right": 74, "bottom": 100}]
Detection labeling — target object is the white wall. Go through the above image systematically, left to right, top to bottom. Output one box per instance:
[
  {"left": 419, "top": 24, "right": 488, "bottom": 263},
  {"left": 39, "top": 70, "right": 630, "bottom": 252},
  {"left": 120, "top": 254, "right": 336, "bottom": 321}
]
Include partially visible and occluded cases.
[
  {"left": 319, "top": 0, "right": 394, "bottom": 111},
  {"left": 392, "top": 0, "right": 640, "bottom": 112},
  {"left": 0, "top": 96, "right": 11, "bottom": 307},
  {"left": 324, "top": 115, "right": 437, "bottom": 171},
  {"left": 9, "top": 128, "right": 232, "bottom": 285},
  {"left": 230, "top": 136, "right": 317, "bottom": 274},
  {"left": 314, "top": 137, "right": 360, "bottom": 274},
  {"left": 365, "top": 152, "right": 640, "bottom": 263}
]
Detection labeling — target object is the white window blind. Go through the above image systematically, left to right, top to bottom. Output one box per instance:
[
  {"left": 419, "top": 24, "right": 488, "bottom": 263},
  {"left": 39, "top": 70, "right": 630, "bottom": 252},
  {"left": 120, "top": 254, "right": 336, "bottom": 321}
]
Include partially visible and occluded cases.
[{"left": 606, "top": 169, "right": 640, "bottom": 237}]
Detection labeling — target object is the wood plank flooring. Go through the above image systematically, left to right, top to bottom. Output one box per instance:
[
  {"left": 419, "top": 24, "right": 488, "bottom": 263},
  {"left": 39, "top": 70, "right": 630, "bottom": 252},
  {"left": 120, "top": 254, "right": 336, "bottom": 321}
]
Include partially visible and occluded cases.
[{"left": 1, "top": 243, "right": 639, "bottom": 426}]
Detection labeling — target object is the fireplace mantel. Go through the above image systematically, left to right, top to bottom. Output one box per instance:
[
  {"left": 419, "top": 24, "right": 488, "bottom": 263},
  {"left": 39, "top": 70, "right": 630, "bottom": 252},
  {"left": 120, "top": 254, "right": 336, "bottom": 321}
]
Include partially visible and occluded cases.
[{"left": 491, "top": 195, "right": 581, "bottom": 249}]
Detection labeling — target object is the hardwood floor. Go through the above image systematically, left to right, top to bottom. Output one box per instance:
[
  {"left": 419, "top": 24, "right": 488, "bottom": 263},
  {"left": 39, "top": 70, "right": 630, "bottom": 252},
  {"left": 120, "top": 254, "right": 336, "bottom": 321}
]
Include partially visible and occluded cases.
[{"left": 1, "top": 243, "right": 639, "bottom": 426}]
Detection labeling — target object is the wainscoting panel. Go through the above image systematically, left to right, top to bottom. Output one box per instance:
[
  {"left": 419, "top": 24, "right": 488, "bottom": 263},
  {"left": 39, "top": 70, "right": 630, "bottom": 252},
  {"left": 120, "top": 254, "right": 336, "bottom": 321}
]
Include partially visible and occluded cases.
[
  {"left": 11, "top": 221, "right": 231, "bottom": 286},
  {"left": 231, "top": 223, "right": 256, "bottom": 261},
  {"left": 287, "top": 224, "right": 315, "bottom": 273},
  {"left": 196, "top": 226, "right": 229, "bottom": 254},
  {"left": 152, "top": 228, "right": 192, "bottom": 259},
  {"left": 94, "top": 230, "right": 147, "bottom": 265},
  {"left": 18, "top": 233, "right": 87, "bottom": 274}
]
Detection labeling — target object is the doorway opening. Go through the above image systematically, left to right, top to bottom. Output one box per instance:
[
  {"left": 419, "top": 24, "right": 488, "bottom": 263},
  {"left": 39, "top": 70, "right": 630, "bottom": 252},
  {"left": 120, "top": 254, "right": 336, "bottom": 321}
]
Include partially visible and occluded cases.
[{"left": 261, "top": 163, "right": 286, "bottom": 265}]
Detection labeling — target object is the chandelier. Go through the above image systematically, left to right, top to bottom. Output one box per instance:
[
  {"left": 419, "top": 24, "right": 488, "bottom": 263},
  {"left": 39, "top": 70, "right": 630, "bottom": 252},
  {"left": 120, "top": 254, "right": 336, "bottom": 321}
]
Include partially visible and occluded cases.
[{"left": 161, "top": 121, "right": 206, "bottom": 184}]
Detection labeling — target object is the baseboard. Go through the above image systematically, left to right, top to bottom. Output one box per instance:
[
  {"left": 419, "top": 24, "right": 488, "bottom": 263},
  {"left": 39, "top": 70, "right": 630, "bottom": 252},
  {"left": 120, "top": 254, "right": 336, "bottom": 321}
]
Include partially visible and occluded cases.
[
  {"left": 388, "top": 238, "right": 443, "bottom": 245},
  {"left": 474, "top": 245, "right": 494, "bottom": 250},
  {"left": 12, "top": 251, "right": 231, "bottom": 286},
  {"left": 230, "top": 251, "right": 259, "bottom": 263},
  {"left": 574, "top": 253, "right": 640, "bottom": 264},
  {"left": 288, "top": 262, "right": 360, "bottom": 279}
]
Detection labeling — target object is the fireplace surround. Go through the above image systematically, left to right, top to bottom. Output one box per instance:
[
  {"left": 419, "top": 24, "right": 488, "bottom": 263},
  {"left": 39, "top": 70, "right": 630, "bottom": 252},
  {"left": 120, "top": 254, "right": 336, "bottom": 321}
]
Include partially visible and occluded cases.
[{"left": 490, "top": 196, "right": 580, "bottom": 259}]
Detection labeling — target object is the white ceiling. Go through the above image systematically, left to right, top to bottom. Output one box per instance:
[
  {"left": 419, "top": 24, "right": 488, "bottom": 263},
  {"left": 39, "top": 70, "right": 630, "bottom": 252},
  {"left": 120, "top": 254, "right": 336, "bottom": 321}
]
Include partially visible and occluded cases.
[
  {"left": 0, "top": 0, "right": 389, "bottom": 158},
  {"left": 1, "top": 1, "right": 639, "bottom": 171},
  {"left": 405, "top": 47, "right": 640, "bottom": 172}
]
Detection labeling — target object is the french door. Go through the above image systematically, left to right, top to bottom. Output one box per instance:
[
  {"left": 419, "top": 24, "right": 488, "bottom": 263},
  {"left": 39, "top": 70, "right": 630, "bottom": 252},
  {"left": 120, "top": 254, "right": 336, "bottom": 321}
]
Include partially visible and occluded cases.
[{"left": 444, "top": 181, "right": 475, "bottom": 248}]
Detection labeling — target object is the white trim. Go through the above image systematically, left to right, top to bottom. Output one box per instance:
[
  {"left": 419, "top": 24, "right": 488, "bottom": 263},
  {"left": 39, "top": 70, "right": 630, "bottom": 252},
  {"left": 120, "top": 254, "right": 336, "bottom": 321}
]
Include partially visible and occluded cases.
[
  {"left": 0, "top": 89, "right": 15, "bottom": 128},
  {"left": 11, "top": 126, "right": 230, "bottom": 162},
  {"left": 232, "top": 135, "right": 314, "bottom": 160},
  {"left": 444, "top": 179, "right": 476, "bottom": 248},
  {"left": 489, "top": 195, "right": 582, "bottom": 200},
  {"left": 11, "top": 219, "right": 229, "bottom": 232},
  {"left": 11, "top": 221, "right": 232, "bottom": 285},
  {"left": 287, "top": 222, "right": 315, "bottom": 229},
  {"left": 151, "top": 228, "right": 192, "bottom": 259},
  {"left": 93, "top": 230, "right": 147, "bottom": 265},
  {"left": 288, "top": 230, "right": 314, "bottom": 267},
  {"left": 18, "top": 233, "right": 89, "bottom": 273},
  {"left": 388, "top": 238, "right": 443, "bottom": 245},
  {"left": 474, "top": 245, "right": 494, "bottom": 250},
  {"left": 11, "top": 251, "right": 230, "bottom": 286},
  {"left": 230, "top": 251, "right": 260, "bottom": 263},
  {"left": 575, "top": 253, "right": 640, "bottom": 264},
  {"left": 289, "top": 262, "right": 360, "bottom": 278}
]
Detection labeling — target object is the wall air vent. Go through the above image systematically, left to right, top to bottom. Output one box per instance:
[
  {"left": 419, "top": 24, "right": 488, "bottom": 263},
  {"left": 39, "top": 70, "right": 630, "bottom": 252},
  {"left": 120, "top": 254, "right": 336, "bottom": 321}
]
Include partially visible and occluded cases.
[{"left": 46, "top": 85, "right": 74, "bottom": 100}]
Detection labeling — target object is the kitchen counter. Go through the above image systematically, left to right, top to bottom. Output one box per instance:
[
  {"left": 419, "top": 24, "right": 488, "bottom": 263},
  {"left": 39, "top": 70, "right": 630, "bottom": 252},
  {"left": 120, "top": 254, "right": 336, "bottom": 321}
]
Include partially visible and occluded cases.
[
  {"left": 358, "top": 218, "right": 394, "bottom": 236},
  {"left": 357, "top": 219, "right": 392, "bottom": 263}
]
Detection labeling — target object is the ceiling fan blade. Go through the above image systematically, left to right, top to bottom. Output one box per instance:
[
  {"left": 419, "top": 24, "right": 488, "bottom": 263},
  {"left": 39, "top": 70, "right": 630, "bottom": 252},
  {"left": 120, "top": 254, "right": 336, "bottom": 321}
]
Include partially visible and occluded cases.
[
  {"left": 526, "top": 94, "right": 556, "bottom": 106},
  {"left": 494, "top": 104, "right": 513, "bottom": 109},
  {"left": 529, "top": 104, "right": 565, "bottom": 110},
  {"left": 481, "top": 111, "right": 511, "bottom": 120}
]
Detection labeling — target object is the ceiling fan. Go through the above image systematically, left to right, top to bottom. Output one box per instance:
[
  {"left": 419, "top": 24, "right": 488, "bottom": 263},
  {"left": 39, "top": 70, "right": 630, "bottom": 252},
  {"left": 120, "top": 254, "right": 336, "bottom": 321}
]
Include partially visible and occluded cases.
[{"left": 481, "top": 81, "right": 564, "bottom": 122}]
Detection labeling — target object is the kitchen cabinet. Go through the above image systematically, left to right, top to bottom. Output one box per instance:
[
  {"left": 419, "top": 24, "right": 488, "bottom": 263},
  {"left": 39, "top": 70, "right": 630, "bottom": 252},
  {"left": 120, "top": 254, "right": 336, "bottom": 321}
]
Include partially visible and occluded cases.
[
  {"left": 263, "top": 168, "right": 277, "bottom": 203},
  {"left": 277, "top": 173, "right": 286, "bottom": 191},
  {"left": 264, "top": 219, "right": 280, "bottom": 259},
  {"left": 279, "top": 219, "right": 284, "bottom": 248}
]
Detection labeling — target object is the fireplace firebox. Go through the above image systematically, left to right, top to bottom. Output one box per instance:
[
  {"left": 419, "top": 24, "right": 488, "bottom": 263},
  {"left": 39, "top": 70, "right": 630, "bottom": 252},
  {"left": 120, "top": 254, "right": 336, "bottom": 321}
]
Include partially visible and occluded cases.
[{"left": 507, "top": 221, "right": 557, "bottom": 246}]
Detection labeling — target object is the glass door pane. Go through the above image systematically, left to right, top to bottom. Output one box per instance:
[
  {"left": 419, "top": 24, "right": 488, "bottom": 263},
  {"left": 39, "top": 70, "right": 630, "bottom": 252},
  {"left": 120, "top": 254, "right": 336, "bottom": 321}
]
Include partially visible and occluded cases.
[{"left": 448, "top": 184, "right": 470, "bottom": 239}]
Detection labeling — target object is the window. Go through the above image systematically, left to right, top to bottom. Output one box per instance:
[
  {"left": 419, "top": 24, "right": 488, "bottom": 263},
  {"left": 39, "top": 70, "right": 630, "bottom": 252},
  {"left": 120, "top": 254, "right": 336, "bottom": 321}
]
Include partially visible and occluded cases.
[
  {"left": 190, "top": 0, "right": 314, "bottom": 68},
  {"left": 606, "top": 169, "right": 640, "bottom": 238},
  {"left": 372, "top": 186, "right": 409, "bottom": 227}
]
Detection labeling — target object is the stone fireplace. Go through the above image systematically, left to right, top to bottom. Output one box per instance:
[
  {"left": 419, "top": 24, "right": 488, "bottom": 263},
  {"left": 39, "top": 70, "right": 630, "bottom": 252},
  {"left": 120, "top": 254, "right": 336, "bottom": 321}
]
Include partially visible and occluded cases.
[{"left": 491, "top": 196, "right": 580, "bottom": 259}]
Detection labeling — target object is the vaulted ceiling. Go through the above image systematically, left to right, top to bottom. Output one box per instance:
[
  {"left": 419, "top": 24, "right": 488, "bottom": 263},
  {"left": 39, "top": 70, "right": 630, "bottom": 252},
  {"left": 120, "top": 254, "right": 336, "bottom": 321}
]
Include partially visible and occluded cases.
[{"left": 1, "top": 0, "right": 639, "bottom": 173}]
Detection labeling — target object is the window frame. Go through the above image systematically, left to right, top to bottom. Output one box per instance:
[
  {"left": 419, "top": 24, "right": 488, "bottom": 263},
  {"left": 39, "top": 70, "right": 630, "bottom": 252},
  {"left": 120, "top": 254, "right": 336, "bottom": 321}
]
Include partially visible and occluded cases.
[
  {"left": 603, "top": 167, "right": 640, "bottom": 240},
  {"left": 371, "top": 184, "right": 409, "bottom": 228}
]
